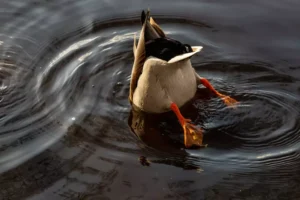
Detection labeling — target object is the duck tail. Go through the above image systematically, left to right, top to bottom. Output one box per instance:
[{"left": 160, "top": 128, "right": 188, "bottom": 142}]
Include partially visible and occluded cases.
[
  {"left": 141, "top": 8, "right": 150, "bottom": 25},
  {"left": 140, "top": 9, "right": 160, "bottom": 42},
  {"left": 150, "top": 17, "right": 165, "bottom": 38}
]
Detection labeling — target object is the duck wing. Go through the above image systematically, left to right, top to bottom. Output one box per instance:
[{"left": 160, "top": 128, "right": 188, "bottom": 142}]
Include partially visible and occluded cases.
[{"left": 130, "top": 10, "right": 162, "bottom": 102}]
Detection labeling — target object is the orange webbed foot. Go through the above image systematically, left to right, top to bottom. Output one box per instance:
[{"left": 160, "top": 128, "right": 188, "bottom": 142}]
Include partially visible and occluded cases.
[
  {"left": 199, "top": 77, "right": 238, "bottom": 107},
  {"left": 220, "top": 95, "right": 239, "bottom": 107},
  {"left": 170, "top": 103, "right": 207, "bottom": 149},
  {"left": 182, "top": 119, "right": 206, "bottom": 148}
]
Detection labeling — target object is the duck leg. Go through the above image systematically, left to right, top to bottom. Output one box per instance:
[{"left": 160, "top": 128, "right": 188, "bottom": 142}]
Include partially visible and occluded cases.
[
  {"left": 195, "top": 73, "right": 238, "bottom": 106},
  {"left": 170, "top": 102, "right": 205, "bottom": 148}
]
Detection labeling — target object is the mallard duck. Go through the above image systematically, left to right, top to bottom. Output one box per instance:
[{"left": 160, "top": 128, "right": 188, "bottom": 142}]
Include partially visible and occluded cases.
[{"left": 129, "top": 10, "right": 238, "bottom": 148}]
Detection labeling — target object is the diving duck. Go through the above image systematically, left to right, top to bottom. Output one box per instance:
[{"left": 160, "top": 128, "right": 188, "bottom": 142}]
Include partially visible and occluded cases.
[{"left": 129, "top": 10, "right": 238, "bottom": 148}]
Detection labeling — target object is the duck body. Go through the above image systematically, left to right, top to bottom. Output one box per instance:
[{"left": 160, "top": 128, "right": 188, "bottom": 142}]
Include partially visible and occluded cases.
[
  {"left": 129, "top": 10, "right": 238, "bottom": 148},
  {"left": 133, "top": 56, "right": 197, "bottom": 113}
]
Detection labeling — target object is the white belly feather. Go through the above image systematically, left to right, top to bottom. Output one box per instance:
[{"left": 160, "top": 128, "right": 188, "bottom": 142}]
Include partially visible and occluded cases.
[{"left": 132, "top": 57, "right": 197, "bottom": 113}]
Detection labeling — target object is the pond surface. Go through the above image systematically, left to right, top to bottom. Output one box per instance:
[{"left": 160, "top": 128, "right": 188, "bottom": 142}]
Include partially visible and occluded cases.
[{"left": 1, "top": 0, "right": 300, "bottom": 199}]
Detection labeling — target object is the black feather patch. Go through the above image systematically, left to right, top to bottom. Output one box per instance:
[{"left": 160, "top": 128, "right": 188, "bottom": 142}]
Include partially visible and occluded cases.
[{"left": 145, "top": 37, "right": 193, "bottom": 61}]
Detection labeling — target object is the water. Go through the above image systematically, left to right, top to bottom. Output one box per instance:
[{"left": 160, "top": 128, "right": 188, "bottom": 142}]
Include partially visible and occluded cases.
[{"left": 1, "top": 0, "right": 300, "bottom": 199}]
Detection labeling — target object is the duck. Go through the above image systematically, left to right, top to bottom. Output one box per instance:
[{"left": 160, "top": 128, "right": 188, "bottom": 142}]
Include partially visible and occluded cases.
[{"left": 129, "top": 9, "right": 238, "bottom": 148}]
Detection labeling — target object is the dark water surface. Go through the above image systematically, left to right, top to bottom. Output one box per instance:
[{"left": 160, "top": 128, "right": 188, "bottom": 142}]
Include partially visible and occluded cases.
[{"left": 1, "top": 0, "right": 300, "bottom": 199}]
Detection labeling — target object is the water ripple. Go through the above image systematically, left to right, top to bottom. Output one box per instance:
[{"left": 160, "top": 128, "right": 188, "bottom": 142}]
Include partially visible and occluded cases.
[{"left": 1, "top": 0, "right": 300, "bottom": 199}]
